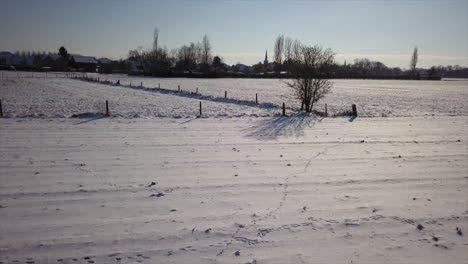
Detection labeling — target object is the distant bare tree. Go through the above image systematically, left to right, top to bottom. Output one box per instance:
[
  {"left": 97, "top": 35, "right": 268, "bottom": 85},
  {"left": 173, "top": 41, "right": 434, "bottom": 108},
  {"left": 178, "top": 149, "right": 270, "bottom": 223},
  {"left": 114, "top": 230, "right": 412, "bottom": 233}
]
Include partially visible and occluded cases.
[
  {"left": 153, "top": 27, "right": 159, "bottom": 50},
  {"left": 274, "top": 34, "right": 284, "bottom": 69},
  {"left": 201, "top": 35, "right": 212, "bottom": 67},
  {"left": 284, "top": 37, "right": 293, "bottom": 63},
  {"left": 292, "top": 39, "right": 302, "bottom": 60},
  {"left": 193, "top": 42, "right": 202, "bottom": 66},
  {"left": 287, "top": 42, "right": 335, "bottom": 112},
  {"left": 176, "top": 43, "right": 200, "bottom": 71},
  {"left": 410, "top": 46, "right": 418, "bottom": 79},
  {"left": 127, "top": 49, "right": 142, "bottom": 61}
]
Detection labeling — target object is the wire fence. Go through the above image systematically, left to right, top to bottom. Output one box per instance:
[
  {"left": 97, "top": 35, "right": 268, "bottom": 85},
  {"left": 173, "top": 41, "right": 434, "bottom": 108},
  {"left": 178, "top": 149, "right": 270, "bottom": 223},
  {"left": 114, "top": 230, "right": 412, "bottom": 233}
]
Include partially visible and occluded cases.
[{"left": 0, "top": 71, "right": 358, "bottom": 118}]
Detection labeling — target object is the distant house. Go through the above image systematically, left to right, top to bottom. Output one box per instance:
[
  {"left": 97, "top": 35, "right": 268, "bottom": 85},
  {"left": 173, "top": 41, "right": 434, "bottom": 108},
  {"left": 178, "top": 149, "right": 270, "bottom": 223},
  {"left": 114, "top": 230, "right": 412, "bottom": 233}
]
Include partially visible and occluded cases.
[
  {"left": 0, "top": 51, "right": 14, "bottom": 65},
  {"left": 0, "top": 52, "right": 24, "bottom": 66},
  {"left": 37, "top": 54, "right": 61, "bottom": 70},
  {"left": 45, "top": 54, "right": 61, "bottom": 61},
  {"left": 70, "top": 55, "right": 98, "bottom": 72},
  {"left": 25, "top": 56, "right": 35, "bottom": 66},
  {"left": 97, "top": 58, "right": 114, "bottom": 73},
  {"left": 98, "top": 58, "right": 113, "bottom": 64},
  {"left": 128, "top": 60, "right": 144, "bottom": 74},
  {"left": 234, "top": 63, "right": 253, "bottom": 73}
]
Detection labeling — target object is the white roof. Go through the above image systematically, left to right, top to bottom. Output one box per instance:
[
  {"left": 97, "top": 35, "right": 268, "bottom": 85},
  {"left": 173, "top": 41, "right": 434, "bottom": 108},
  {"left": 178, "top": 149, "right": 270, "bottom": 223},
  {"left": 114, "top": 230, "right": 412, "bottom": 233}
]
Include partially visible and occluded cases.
[
  {"left": 0, "top": 51, "right": 14, "bottom": 58},
  {"left": 72, "top": 55, "right": 98, "bottom": 64},
  {"left": 98, "top": 58, "right": 113, "bottom": 64}
]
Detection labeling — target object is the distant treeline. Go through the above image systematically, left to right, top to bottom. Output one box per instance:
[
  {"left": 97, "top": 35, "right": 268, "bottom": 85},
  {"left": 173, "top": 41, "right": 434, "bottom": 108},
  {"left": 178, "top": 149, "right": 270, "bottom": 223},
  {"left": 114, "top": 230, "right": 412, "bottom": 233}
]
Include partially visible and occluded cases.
[{"left": 1, "top": 33, "right": 467, "bottom": 79}]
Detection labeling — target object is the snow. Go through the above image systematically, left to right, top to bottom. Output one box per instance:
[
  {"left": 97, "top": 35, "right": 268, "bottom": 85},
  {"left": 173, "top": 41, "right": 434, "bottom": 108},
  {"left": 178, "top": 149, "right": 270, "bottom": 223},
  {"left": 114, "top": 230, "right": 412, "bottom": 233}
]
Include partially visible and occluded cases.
[
  {"left": 1, "top": 72, "right": 467, "bottom": 118},
  {"left": 0, "top": 73, "right": 467, "bottom": 263},
  {"left": 83, "top": 73, "right": 468, "bottom": 117},
  {"left": 0, "top": 76, "right": 280, "bottom": 118},
  {"left": 0, "top": 116, "right": 467, "bottom": 263}
]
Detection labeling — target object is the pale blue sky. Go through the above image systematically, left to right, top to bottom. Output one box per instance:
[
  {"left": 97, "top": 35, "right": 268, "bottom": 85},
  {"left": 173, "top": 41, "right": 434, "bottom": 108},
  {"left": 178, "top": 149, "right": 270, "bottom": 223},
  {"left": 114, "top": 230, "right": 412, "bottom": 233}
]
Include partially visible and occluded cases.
[{"left": 1, "top": 0, "right": 467, "bottom": 68}]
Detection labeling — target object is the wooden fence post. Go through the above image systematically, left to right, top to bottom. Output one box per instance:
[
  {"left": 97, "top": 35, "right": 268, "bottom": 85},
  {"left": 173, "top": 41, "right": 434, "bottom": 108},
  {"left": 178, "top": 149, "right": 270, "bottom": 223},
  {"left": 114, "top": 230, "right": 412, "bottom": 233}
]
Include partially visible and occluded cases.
[
  {"left": 141, "top": 82, "right": 143, "bottom": 87},
  {"left": 158, "top": 83, "right": 160, "bottom": 89},
  {"left": 178, "top": 85, "right": 180, "bottom": 92},
  {"left": 196, "top": 88, "right": 198, "bottom": 95},
  {"left": 225, "top": 91, "right": 227, "bottom": 98},
  {"left": 256, "top": 93, "right": 258, "bottom": 105},
  {"left": 0, "top": 99, "right": 3, "bottom": 117},
  {"left": 105, "top": 100, "right": 109, "bottom": 116},
  {"left": 199, "top": 101, "right": 202, "bottom": 116},
  {"left": 282, "top": 103, "right": 286, "bottom": 116},
  {"left": 325, "top": 104, "right": 328, "bottom": 117},
  {"left": 352, "top": 104, "right": 357, "bottom": 117}
]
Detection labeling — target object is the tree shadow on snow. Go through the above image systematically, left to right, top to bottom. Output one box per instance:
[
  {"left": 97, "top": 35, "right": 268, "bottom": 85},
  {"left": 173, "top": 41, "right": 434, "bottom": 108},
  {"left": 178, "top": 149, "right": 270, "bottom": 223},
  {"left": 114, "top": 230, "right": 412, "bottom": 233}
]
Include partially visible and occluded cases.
[{"left": 245, "top": 113, "right": 322, "bottom": 140}]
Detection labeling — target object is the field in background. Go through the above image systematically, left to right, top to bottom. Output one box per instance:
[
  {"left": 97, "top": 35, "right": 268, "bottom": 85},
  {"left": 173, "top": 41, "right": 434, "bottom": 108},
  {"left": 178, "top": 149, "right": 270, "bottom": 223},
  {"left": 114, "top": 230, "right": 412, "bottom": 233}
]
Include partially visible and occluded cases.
[{"left": 1, "top": 71, "right": 467, "bottom": 118}]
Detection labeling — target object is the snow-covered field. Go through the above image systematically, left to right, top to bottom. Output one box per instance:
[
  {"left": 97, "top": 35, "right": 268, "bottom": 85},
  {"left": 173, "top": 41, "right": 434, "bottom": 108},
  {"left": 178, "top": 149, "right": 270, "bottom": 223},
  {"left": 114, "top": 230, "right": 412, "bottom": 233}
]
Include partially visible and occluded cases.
[
  {"left": 1, "top": 71, "right": 467, "bottom": 117},
  {"left": 0, "top": 73, "right": 467, "bottom": 263},
  {"left": 70, "top": 73, "right": 468, "bottom": 117},
  {"left": 0, "top": 76, "right": 278, "bottom": 118},
  {"left": 1, "top": 117, "right": 467, "bottom": 263}
]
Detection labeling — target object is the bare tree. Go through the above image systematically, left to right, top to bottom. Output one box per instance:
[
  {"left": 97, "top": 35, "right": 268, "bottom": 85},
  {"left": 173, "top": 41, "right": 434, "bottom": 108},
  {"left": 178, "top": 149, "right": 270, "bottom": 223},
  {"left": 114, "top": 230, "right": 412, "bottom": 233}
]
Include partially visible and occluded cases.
[
  {"left": 153, "top": 27, "right": 159, "bottom": 50},
  {"left": 274, "top": 34, "right": 284, "bottom": 68},
  {"left": 201, "top": 35, "right": 212, "bottom": 66},
  {"left": 284, "top": 37, "right": 293, "bottom": 63},
  {"left": 194, "top": 42, "right": 203, "bottom": 66},
  {"left": 286, "top": 42, "right": 335, "bottom": 112},
  {"left": 410, "top": 46, "right": 418, "bottom": 79}
]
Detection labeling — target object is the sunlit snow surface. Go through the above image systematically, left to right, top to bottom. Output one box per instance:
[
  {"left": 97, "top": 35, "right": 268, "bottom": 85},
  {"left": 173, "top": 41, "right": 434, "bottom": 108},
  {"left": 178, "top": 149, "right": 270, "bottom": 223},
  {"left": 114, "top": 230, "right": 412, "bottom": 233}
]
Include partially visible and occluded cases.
[
  {"left": 1, "top": 71, "right": 467, "bottom": 118},
  {"left": 0, "top": 72, "right": 467, "bottom": 263},
  {"left": 0, "top": 117, "right": 467, "bottom": 263}
]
